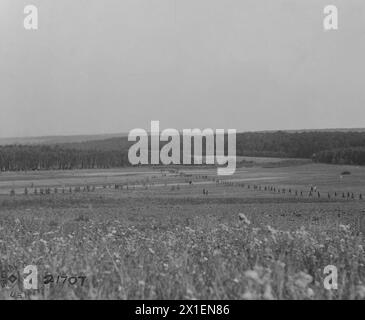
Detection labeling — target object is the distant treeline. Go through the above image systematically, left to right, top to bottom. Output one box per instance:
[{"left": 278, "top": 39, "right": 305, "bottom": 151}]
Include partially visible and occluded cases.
[
  {"left": 2, "top": 131, "right": 365, "bottom": 171},
  {"left": 61, "top": 131, "right": 365, "bottom": 157},
  {"left": 235, "top": 131, "right": 365, "bottom": 158},
  {"left": 0, "top": 145, "right": 129, "bottom": 171},
  {"left": 313, "top": 147, "right": 365, "bottom": 165}
]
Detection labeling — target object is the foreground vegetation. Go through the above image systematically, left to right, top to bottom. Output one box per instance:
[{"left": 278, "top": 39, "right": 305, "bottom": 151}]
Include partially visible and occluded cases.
[{"left": 0, "top": 191, "right": 364, "bottom": 300}]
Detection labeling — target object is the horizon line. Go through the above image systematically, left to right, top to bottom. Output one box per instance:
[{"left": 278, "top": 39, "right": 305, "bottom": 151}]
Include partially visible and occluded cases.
[{"left": 1, "top": 126, "right": 365, "bottom": 140}]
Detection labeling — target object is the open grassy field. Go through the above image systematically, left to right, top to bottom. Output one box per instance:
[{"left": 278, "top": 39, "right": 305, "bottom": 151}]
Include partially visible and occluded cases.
[{"left": 0, "top": 162, "right": 364, "bottom": 299}]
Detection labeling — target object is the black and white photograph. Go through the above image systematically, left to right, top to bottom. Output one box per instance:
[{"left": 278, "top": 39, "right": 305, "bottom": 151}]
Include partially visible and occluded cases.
[{"left": 0, "top": 0, "right": 364, "bottom": 308}]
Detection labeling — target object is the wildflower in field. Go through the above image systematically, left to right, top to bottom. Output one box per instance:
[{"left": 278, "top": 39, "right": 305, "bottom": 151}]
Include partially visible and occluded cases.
[
  {"left": 238, "top": 213, "right": 251, "bottom": 225},
  {"left": 220, "top": 224, "right": 229, "bottom": 232},
  {"left": 339, "top": 224, "right": 350, "bottom": 232},
  {"left": 267, "top": 225, "right": 278, "bottom": 235},
  {"left": 295, "top": 226, "right": 310, "bottom": 239},
  {"left": 244, "top": 269, "right": 261, "bottom": 283},
  {"left": 293, "top": 271, "right": 313, "bottom": 289},
  {"left": 263, "top": 284, "right": 275, "bottom": 300},
  {"left": 356, "top": 285, "right": 365, "bottom": 299},
  {"left": 306, "top": 288, "right": 314, "bottom": 298},
  {"left": 241, "top": 291, "right": 255, "bottom": 300}
]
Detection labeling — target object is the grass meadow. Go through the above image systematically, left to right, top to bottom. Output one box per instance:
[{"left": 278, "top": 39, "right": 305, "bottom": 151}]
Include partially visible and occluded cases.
[{"left": 0, "top": 163, "right": 364, "bottom": 299}]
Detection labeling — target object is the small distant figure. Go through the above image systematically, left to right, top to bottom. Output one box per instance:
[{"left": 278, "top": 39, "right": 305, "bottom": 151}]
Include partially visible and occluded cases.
[
  {"left": 203, "top": 189, "right": 206, "bottom": 195},
  {"left": 301, "top": 191, "right": 303, "bottom": 197},
  {"left": 317, "top": 192, "right": 321, "bottom": 198},
  {"left": 335, "top": 192, "right": 337, "bottom": 197},
  {"left": 328, "top": 193, "right": 330, "bottom": 199},
  {"left": 360, "top": 193, "right": 363, "bottom": 200}
]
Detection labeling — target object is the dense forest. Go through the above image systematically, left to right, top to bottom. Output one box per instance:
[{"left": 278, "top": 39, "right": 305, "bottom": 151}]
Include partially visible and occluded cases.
[
  {"left": 1, "top": 131, "right": 365, "bottom": 171},
  {"left": 235, "top": 131, "right": 365, "bottom": 158},
  {"left": 0, "top": 145, "right": 129, "bottom": 171},
  {"left": 313, "top": 147, "right": 365, "bottom": 165}
]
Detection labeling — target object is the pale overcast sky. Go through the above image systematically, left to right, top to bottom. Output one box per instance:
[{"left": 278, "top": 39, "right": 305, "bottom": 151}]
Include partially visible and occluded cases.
[{"left": 0, "top": 0, "right": 364, "bottom": 137}]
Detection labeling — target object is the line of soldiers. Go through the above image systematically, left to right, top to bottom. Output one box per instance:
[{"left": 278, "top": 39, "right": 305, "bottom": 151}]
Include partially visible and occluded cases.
[
  {"left": 216, "top": 180, "right": 363, "bottom": 200},
  {"left": 9, "top": 185, "right": 97, "bottom": 196}
]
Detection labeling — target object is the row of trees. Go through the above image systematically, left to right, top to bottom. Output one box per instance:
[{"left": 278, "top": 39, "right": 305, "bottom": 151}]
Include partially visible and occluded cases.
[
  {"left": 2, "top": 131, "right": 365, "bottom": 171},
  {"left": 61, "top": 131, "right": 365, "bottom": 159},
  {"left": 235, "top": 131, "right": 365, "bottom": 158},
  {"left": 0, "top": 145, "right": 129, "bottom": 171},
  {"left": 314, "top": 147, "right": 365, "bottom": 165}
]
